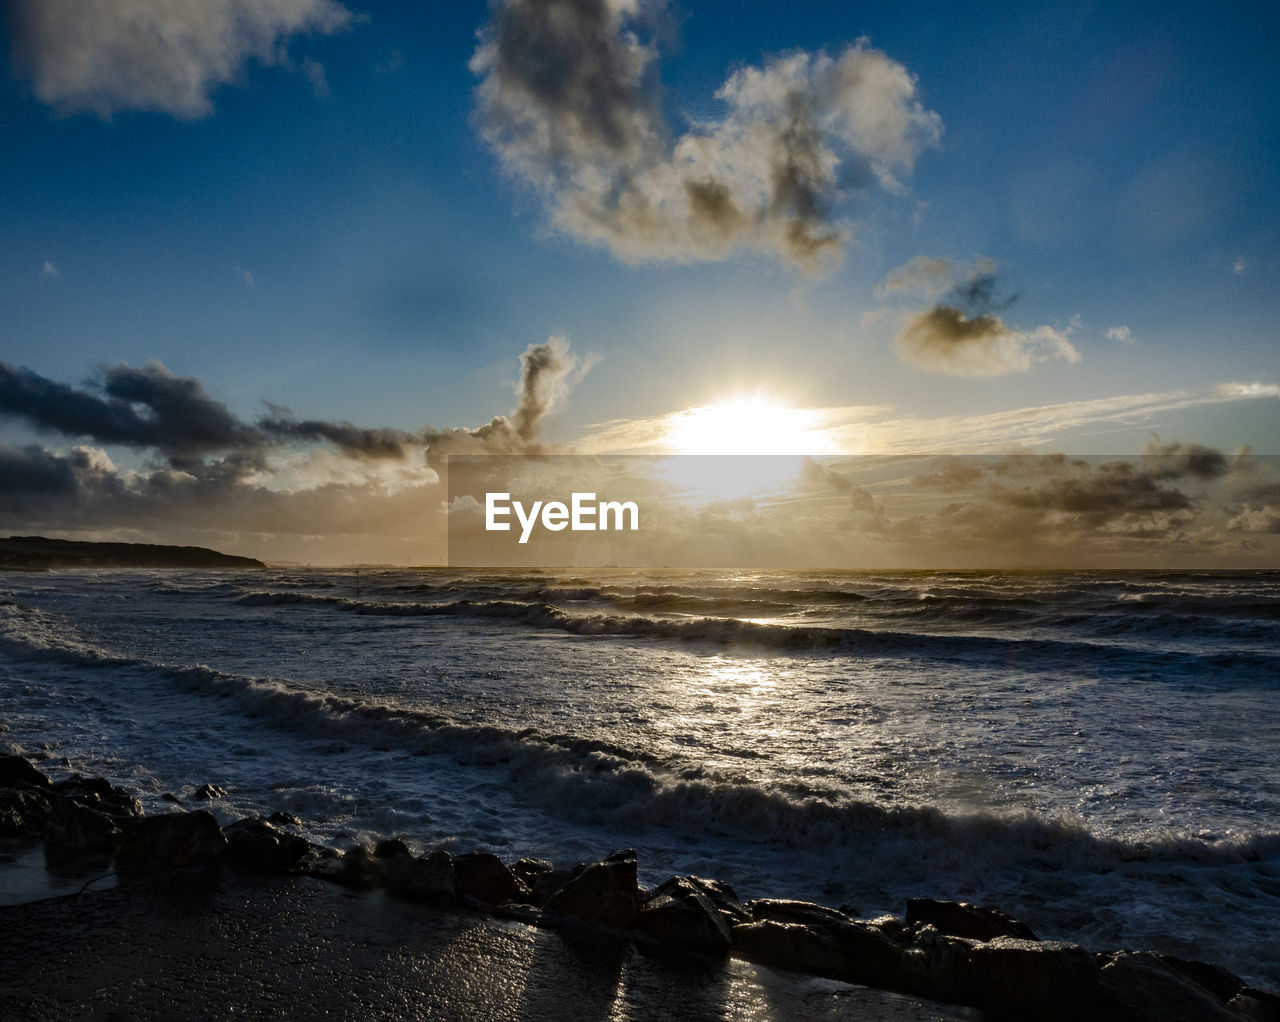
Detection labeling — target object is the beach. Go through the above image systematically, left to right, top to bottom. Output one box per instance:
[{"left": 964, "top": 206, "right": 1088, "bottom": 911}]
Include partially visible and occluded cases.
[
  {"left": 1, "top": 566, "right": 1278, "bottom": 1017},
  {"left": 1, "top": 862, "right": 979, "bottom": 1020}
]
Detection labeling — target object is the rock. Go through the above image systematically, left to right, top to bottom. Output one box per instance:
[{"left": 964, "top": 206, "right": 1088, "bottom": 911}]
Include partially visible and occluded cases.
[
  {"left": 0, "top": 755, "right": 52, "bottom": 790},
  {"left": 53, "top": 776, "right": 143, "bottom": 819},
  {"left": 193, "top": 783, "right": 226, "bottom": 801},
  {"left": 0, "top": 787, "right": 52, "bottom": 839},
  {"left": 161, "top": 792, "right": 181, "bottom": 804},
  {"left": 44, "top": 797, "right": 124, "bottom": 859},
  {"left": 267, "top": 810, "right": 304, "bottom": 828},
  {"left": 114, "top": 811, "right": 228, "bottom": 870},
  {"left": 224, "top": 817, "right": 312, "bottom": 872},
  {"left": 374, "top": 837, "right": 411, "bottom": 859},
  {"left": 333, "top": 845, "right": 382, "bottom": 890},
  {"left": 382, "top": 849, "right": 456, "bottom": 903},
  {"left": 543, "top": 849, "right": 639, "bottom": 928},
  {"left": 454, "top": 852, "right": 519, "bottom": 908},
  {"left": 510, "top": 857, "right": 554, "bottom": 887},
  {"left": 529, "top": 864, "right": 581, "bottom": 907},
  {"left": 636, "top": 876, "right": 732, "bottom": 954},
  {"left": 681, "top": 876, "right": 750, "bottom": 925},
  {"left": 747, "top": 898, "right": 855, "bottom": 928},
  {"left": 905, "top": 898, "right": 1038, "bottom": 942},
  {"left": 731, "top": 918, "right": 904, "bottom": 988},
  {"left": 959, "top": 936, "right": 1102, "bottom": 1021},
  {"left": 1096, "top": 951, "right": 1239, "bottom": 1022},
  {"left": 1157, "top": 954, "right": 1246, "bottom": 1004},
  {"left": 1230, "top": 986, "right": 1280, "bottom": 1022}
]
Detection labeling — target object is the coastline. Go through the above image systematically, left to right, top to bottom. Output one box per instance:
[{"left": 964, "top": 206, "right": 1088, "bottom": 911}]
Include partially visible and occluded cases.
[{"left": 2, "top": 755, "right": 1275, "bottom": 1021}]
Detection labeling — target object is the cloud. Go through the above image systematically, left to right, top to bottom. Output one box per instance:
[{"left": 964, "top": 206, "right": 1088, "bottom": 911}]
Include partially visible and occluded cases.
[
  {"left": 7, "top": 0, "right": 354, "bottom": 118},
  {"left": 470, "top": 0, "right": 941, "bottom": 270},
  {"left": 303, "top": 56, "right": 329, "bottom": 98},
  {"left": 877, "top": 256, "right": 1080, "bottom": 376},
  {"left": 1232, "top": 256, "right": 1250, "bottom": 275},
  {"left": 40, "top": 260, "right": 58, "bottom": 277},
  {"left": 895, "top": 309, "right": 1079, "bottom": 376},
  {"left": 1106, "top": 325, "right": 1133, "bottom": 343},
  {"left": 511, "top": 335, "right": 592, "bottom": 440},
  {"left": 0, "top": 340, "right": 596, "bottom": 561},
  {"left": 0, "top": 358, "right": 258, "bottom": 463},
  {"left": 578, "top": 381, "right": 1280, "bottom": 456},
  {"left": 258, "top": 412, "right": 418, "bottom": 460}
]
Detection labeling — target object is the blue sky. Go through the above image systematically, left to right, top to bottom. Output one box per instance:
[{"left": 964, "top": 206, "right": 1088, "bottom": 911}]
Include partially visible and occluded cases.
[{"left": 1, "top": 0, "right": 1277, "bottom": 561}]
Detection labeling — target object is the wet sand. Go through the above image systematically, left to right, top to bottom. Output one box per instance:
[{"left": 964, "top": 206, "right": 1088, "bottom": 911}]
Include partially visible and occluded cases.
[{"left": 0, "top": 863, "right": 977, "bottom": 1020}]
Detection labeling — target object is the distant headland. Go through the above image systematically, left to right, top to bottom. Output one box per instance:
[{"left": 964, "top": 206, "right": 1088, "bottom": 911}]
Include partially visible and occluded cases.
[{"left": 0, "top": 536, "right": 264, "bottom": 571}]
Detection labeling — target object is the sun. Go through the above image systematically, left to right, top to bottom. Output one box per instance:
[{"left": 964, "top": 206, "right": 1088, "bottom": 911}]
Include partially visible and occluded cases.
[{"left": 664, "top": 395, "right": 832, "bottom": 455}]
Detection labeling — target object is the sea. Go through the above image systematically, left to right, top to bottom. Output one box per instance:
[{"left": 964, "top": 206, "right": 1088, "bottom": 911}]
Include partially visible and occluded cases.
[{"left": 1, "top": 567, "right": 1277, "bottom": 986}]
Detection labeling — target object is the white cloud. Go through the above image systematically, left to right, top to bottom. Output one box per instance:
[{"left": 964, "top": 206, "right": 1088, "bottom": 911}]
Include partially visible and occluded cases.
[
  {"left": 8, "top": 0, "right": 354, "bottom": 119},
  {"left": 471, "top": 1, "right": 941, "bottom": 270},
  {"left": 1232, "top": 256, "right": 1250, "bottom": 274},
  {"left": 40, "top": 260, "right": 58, "bottom": 277},
  {"left": 1106, "top": 325, "right": 1133, "bottom": 343}
]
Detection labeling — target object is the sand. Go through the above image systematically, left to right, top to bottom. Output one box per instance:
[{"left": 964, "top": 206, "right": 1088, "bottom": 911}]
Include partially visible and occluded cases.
[{"left": 0, "top": 862, "right": 978, "bottom": 1020}]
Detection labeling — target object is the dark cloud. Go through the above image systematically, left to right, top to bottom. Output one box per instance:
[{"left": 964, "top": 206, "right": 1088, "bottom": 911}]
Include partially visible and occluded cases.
[
  {"left": 471, "top": 0, "right": 941, "bottom": 269},
  {"left": 878, "top": 257, "right": 1079, "bottom": 376},
  {"left": 0, "top": 340, "right": 595, "bottom": 559},
  {"left": 0, "top": 359, "right": 257, "bottom": 463},
  {"left": 258, "top": 411, "right": 418, "bottom": 460},
  {"left": 0, "top": 444, "right": 78, "bottom": 509}
]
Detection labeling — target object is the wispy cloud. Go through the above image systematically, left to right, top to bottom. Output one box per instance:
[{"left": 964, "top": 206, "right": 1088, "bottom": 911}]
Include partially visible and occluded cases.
[
  {"left": 8, "top": 0, "right": 354, "bottom": 119},
  {"left": 470, "top": 0, "right": 941, "bottom": 270},
  {"left": 40, "top": 259, "right": 58, "bottom": 277},
  {"left": 1106, "top": 325, "right": 1133, "bottom": 343},
  {"left": 578, "top": 382, "right": 1280, "bottom": 455}
]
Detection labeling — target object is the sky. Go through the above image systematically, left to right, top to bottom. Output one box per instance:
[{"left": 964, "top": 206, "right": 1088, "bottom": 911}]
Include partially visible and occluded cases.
[{"left": 1, "top": 0, "right": 1277, "bottom": 565}]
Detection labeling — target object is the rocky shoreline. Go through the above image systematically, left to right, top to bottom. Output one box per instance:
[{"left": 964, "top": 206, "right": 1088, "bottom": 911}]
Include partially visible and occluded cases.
[{"left": 2, "top": 754, "right": 1276, "bottom": 1021}]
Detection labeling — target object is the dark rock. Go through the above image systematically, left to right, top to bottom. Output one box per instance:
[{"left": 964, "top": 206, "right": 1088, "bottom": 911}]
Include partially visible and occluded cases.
[
  {"left": 0, "top": 755, "right": 52, "bottom": 790},
  {"left": 53, "top": 776, "right": 142, "bottom": 819},
  {"left": 193, "top": 783, "right": 226, "bottom": 801},
  {"left": 0, "top": 787, "right": 52, "bottom": 839},
  {"left": 161, "top": 792, "right": 181, "bottom": 804},
  {"left": 44, "top": 797, "right": 124, "bottom": 857},
  {"left": 267, "top": 810, "right": 304, "bottom": 828},
  {"left": 114, "top": 811, "right": 228, "bottom": 870},
  {"left": 224, "top": 817, "right": 312, "bottom": 873},
  {"left": 374, "top": 837, "right": 411, "bottom": 859},
  {"left": 333, "top": 845, "right": 382, "bottom": 890},
  {"left": 382, "top": 849, "right": 456, "bottom": 903},
  {"left": 543, "top": 849, "right": 639, "bottom": 928},
  {"left": 454, "top": 852, "right": 518, "bottom": 908},
  {"left": 510, "top": 857, "right": 554, "bottom": 887},
  {"left": 529, "top": 865, "right": 580, "bottom": 907},
  {"left": 636, "top": 876, "right": 732, "bottom": 954},
  {"left": 680, "top": 876, "right": 750, "bottom": 924},
  {"left": 747, "top": 898, "right": 854, "bottom": 928},
  {"left": 905, "top": 898, "right": 1038, "bottom": 942},
  {"left": 731, "top": 918, "right": 905, "bottom": 987},
  {"left": 960, "top": 936, "right": 1102, "bottom": 1021},
  {"left": 1096, "top": 951, "right": 1239, "bottom": 1022},
  {"left": 1156, "top": 954, "right": 1246, "bottom": 1004},
  {"left": 1230, "top": 986, "right": 1280, "bottom": 1022}
]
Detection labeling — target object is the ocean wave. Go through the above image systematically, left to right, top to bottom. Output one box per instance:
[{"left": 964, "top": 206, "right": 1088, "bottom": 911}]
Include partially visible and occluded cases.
[
  {"left": 229, "top": 590, "right": 1280, "bottom": 678},
  {"left": 3, "top": 596, "right": 1277, "bottom": 877}
]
